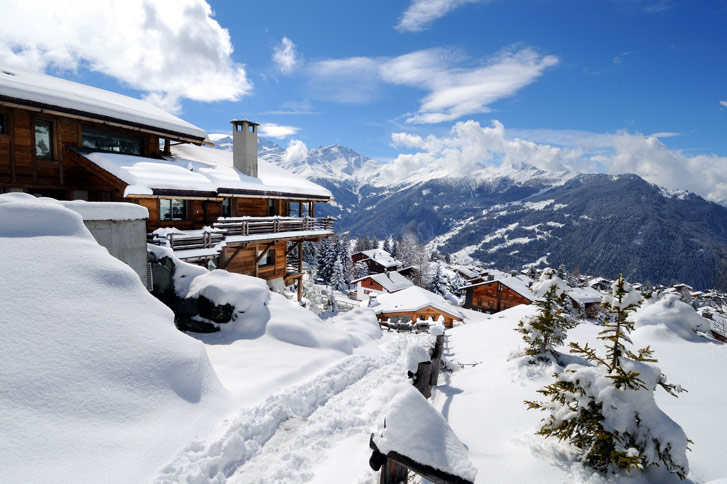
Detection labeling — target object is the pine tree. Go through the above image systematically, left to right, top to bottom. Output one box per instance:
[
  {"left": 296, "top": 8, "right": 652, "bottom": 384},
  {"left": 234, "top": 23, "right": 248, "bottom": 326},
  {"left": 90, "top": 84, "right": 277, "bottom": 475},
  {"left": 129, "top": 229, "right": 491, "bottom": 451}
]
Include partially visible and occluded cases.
[
  {"left": 338, "top": 234, "right": 353, "bottom": 284},
  {"left": 362, "top": 235, "right": 371, "bottom": 251},
  {"left": 317, "top": 236, "right": 338, "bottom": 284},
  {"left": 353, "top": 236, "right": 365, "bottom": 253},
  {"left": 370, "top": 236, "right": 379, "bottom": 250},
  {"left": 383, "top": 237, "right": 392, "bottom": 255},
  {"left": 302, "top": 241, "right": 317, "bottom": 265},
  {"left": 330, "top": 260, "right": 348, "bottom": 292},
  {"left": 353, "top": 261, "right": 369, "bottom": 280},
  {"left": 428, "top": 263, "right": 448, "bottom": 296},
  {"left": 450, "top": 272, "right": 467, "bottom": 296},
  {"left": 526, "top": 275, "right": 689, "bottom": 479},
  {"left": 516, "top": 284, "right": 577, "bottom": 362}
]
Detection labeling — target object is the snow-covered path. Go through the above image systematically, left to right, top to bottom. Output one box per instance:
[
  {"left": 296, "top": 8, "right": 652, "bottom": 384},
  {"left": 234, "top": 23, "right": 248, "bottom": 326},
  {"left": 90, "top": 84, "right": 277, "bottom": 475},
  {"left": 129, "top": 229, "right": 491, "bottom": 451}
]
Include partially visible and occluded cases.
[{"left": 155, "top": 333, "right": 428, "bottom": 483}]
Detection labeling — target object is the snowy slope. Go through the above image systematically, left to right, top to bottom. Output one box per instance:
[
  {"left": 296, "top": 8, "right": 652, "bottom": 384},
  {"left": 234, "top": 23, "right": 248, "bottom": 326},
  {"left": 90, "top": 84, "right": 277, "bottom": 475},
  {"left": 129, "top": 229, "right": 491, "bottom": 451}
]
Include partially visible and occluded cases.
[
  {"left": 0, "top": 193, "right": 230, "bottom": 484},
  {"left": 434, "top": 304, "right": 727, "bottom": 483}
]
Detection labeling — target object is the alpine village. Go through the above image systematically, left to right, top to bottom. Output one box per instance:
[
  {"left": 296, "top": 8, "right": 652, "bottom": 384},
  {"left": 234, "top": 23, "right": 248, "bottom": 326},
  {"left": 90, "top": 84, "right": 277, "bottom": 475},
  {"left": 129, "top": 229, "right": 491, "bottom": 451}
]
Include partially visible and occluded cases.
[{"left": 2, "top": 3, "right": 727, "bottom": 484}]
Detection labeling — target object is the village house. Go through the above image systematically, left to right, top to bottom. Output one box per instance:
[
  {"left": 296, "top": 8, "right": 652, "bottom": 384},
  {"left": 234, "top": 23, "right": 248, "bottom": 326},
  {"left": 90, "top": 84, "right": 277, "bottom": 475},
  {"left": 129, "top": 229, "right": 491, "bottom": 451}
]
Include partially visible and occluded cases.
[
  {"left": 0, "top": 68, "right": 334, "bottom": 298},
  {"left": 352, "top": 249, "right": 402, "bottom": 274},
  {"left": 352, "top": 271, "right": 414, "bottom": 301},
  {"left": 462, "top": 275, "right": 535, "bottom": 313},
  {"left": 372, "top": 286, "right": 464, "bottom": 328},
  {"left": 565, "top": 286, "right": 603, "bottom": 318}
]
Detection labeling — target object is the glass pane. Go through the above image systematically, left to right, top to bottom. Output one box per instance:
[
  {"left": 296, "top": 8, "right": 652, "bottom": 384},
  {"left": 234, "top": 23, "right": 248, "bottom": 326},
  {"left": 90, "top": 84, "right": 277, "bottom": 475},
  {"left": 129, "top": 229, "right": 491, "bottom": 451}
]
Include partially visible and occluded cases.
[
  {"left": 0, "top": 113, "right": 6, "bottom": 135},
  {"left": 35, "top": 120, "right": 52, "bottom": 158},
  {"left": 81, "top": 127, "right": 142, "bottom": 154},
  {"left": 221, "top": 198, "right": 231, "bottom": 218},
  {"left": 160, "top": 199, "right": 172, "bottom": 220},
  {"left": 171, "top": 199, "right": 186, "bottom": 220}
]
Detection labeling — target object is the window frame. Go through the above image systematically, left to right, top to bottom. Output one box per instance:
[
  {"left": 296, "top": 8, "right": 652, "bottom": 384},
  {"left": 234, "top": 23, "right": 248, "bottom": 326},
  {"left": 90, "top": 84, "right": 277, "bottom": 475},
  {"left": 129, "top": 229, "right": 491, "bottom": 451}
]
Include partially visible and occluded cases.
[
  {"left": 33, "top": 117, "right": 55, "bottom": 161},
  {"left": 81, "top": 125, "right": 144, "bottom": 155},
  {"left": 160, "top": 198, "right": 189, "bottom": 222},
  {"left": 257, "top": 247, "right": 276, "bottom": 267}
]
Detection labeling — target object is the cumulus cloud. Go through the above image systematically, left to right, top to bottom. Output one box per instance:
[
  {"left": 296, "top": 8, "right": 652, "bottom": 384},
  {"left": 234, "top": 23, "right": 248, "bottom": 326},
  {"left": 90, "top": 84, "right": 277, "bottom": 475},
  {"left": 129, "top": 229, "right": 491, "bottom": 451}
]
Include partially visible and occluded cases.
[
  {"left": 0, "top": 0, "right": 251, "bottom": 114},
  {"left": 396, "top": 0, "right": 485, "bottom": 32},
  {"left": 272, "top": 37, "right": 302, "bottom": 74},
  {"left": 309, "top": 47, "right": 557, "bottom": 121},
  {"left": 720, "top": 100, "right": 727, "bottom": 109},
  {"left": 387, "top": 120, "right": 727, "bottom": 204},
  {"left": 258, "top": 123, "right": 300, "bottom": 139},
  {"left": 283, "top": 139, "right": 309, "bottom": 164}
]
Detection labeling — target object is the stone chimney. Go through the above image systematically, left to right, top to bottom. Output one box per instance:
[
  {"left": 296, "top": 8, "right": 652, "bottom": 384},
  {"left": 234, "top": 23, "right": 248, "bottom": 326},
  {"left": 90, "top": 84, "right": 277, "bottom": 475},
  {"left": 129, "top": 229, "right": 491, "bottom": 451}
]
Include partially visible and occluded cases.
[{"left": 230, "top": 119, "right": 259, "bottom": 178}]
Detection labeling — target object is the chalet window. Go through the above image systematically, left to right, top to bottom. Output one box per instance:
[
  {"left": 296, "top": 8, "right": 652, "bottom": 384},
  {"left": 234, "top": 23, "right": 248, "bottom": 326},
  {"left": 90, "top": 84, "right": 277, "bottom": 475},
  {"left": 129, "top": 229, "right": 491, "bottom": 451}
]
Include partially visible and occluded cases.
[
  {"left": 0, "top": 113, "right": 6, "bottom": 135},
  {"left": 34, "top": 119, "right": 53, "bottom": 159},
  {"left": 81, "top": 127, "right": 142, "bottom": 154},
  {"left": 221, "top": 198, "right": 232, "bottom": 218},
  {"left": 160, "top": 199, "right": 188, "bottom": 221},
  {"left": 268, "top": 199, "right": 277, "bottom": 216},
  {"left": 288, "top": 201, "right": 299, "bottom": 217},
  {"left": 257, "top": 248, "right": 275, "bottom": 267}
]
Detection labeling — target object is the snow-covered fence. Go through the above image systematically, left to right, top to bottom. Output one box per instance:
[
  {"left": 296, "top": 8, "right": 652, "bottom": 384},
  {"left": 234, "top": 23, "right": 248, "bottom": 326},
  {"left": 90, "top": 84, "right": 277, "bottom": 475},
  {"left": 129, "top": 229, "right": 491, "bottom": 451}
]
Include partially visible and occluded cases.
[
  {"left": 369, "top": 333, "right": 458, "bottom": 483},
  {"left": 368, "top": 383, "right": 476, "bottom": 484}
]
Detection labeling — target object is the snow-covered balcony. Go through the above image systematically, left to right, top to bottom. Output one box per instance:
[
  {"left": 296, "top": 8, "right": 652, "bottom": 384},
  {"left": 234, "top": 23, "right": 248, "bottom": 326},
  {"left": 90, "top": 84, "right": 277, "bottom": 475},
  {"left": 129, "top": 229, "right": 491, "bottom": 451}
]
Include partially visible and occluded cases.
[{"left": 147, "top": 215, "right": 334, "bottom": 261}]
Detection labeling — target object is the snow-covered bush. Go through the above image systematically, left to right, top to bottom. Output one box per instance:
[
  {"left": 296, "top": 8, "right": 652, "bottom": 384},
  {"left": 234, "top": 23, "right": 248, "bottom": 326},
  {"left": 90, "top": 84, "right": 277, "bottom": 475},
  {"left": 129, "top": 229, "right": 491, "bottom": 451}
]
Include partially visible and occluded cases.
[{"left": 527, "top": 275, "right": 690, "bottom": 479}]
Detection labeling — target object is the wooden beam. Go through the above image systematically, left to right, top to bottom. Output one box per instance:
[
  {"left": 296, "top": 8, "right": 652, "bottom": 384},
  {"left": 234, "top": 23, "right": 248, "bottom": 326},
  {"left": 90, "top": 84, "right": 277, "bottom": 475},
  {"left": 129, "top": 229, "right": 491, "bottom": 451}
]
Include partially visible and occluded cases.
[
  {"left": 286, "top": 240, "right": 301, "bottom": 256},
  {"left": 222, "top": 243, "right": 247, "bottom": 269}
]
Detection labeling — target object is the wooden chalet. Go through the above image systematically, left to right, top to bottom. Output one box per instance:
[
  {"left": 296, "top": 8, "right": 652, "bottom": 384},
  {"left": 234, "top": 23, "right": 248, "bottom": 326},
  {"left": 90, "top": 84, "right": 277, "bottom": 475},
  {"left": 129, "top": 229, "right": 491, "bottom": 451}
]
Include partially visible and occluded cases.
[
  {"left": 0, "top": 67, "right": 334, "bottom": 299},
  {"left": 352, "top": 249, "right": 402, "bottom": 274},
  {"left": 352, "top": 271, "right": 414, "bottom": 301},
  {"left": 463, "top": 276, "right": 535, "bottom": 313},
  {"left": 373, "top": 286, "right": 464, "bottom": 328},
  {"left": 566, "top": 287, "right": 603, "bottom": 317}
]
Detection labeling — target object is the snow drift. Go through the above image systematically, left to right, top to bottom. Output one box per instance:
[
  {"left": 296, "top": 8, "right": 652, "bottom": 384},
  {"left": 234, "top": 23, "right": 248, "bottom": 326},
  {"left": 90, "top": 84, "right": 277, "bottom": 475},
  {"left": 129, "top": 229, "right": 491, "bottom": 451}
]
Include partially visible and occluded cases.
[{"left": 0, "top": 193, "right": 230, "bottom": 484}]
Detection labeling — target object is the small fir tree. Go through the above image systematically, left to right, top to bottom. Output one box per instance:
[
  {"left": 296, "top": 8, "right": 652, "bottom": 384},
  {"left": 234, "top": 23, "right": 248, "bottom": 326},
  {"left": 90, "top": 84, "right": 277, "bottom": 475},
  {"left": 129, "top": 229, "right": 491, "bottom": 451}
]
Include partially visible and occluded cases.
[
  {"left": 338, "top": 234, "right": 353, "bottom": 284},
  {"left": 370, "top": 236, "right": 379, "bottom": 250},
  {"left": 383, "top": 237, "right": 392, "bottom": 255},
  {"left": 428, "top": 263, "right": 448, "bottom": 296},
  {"left": 450, "top": 272, "right": 467, "bottom": 296},
  {"left": 526, "top": 274, "right": 689, "bottom": 479},
  {"left": 516, "top": 283, "right": 577, "bottom": 362}
]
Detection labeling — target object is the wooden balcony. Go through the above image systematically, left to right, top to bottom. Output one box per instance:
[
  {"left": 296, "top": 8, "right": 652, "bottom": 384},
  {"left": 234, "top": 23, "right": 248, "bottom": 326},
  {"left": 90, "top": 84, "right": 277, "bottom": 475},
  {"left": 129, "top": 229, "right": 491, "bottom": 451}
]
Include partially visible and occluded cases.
[{"left": 147, "top": 216, "right": 335, "bottom": 252}]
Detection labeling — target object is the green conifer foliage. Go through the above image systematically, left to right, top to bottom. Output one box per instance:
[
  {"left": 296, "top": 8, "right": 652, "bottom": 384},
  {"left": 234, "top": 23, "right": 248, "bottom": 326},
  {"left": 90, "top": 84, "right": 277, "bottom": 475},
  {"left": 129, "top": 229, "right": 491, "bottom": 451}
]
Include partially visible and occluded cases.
[
  {"left": 526, "top": 274, "right": 690, "bottom": 479},
  {"left": 516, "top": 284, "right": 577, "bottom": 362}
]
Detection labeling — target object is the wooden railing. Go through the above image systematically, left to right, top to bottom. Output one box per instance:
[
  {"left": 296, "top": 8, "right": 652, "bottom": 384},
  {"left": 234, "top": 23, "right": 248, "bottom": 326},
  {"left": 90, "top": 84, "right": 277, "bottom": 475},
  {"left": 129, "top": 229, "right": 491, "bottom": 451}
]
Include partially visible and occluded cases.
[
  {"left": 148, "top": 216, "right": 335, "bottom": 251},
  {"left": 213, "top": 216, "right": 335, "bottom": 237}
]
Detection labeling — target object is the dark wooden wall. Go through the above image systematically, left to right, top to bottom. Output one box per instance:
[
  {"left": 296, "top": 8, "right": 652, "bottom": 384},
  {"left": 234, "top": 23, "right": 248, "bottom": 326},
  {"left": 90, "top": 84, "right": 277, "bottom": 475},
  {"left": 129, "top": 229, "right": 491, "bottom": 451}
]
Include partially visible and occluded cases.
[
  {"left": 221, "top": 241, "right": 288, "bottom": 280},
  {"left": 466, "top": 282, "right": 532, "bottom": 313}
]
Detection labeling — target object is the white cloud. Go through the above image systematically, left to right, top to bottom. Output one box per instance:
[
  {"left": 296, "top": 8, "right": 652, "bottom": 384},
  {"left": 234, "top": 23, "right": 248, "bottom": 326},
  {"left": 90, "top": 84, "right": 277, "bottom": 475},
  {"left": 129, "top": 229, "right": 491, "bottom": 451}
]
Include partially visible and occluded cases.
[
  {"left": 0, "top": 0, "right": 251, "bottom": 114},
  {"left": 396, "top": 0, "right": 485, "bottom": 32},
  {"left": 272, "top": 37, "right": 302, "bottom": 74},
  {"left": 309, "top": 47, "right": 558, "bottom": 122},
  {"left": 308, "top": 57, "right": 382, "bottom": 103},
  {"left": 720, "top": 100, "right": 727, "bottom": 109},
  {"left": 387, "top": 120, "right": 727, "bottom": 204},
  {"left": 258, "top": 123, "right": 300, "bottom": 139},
  {"left": 283, "top": 139, "right": 309, "bottom": 164}
]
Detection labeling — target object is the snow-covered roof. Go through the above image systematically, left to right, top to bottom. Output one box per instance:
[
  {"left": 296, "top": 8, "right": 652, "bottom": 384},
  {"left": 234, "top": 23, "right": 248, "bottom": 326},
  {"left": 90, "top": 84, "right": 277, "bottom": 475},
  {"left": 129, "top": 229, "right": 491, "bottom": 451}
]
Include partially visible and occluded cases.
[
  {"left": 0, "top": 67, "right": 207, "bottom": 141},
  {"left": 80, "top": 145, "right": 332, "bottom": 200},
  {"left": 59, "top": 200, "right": 148, "bottom": 221},
  {"left": 357, "top": 249, "right": 401, "bottom": 268},
  {"left": 451, "top": 265, "right": 480, "bottom": 279},
  {"left": 354, "top": 271, "right": 414, "bottom": 293},
  {"left": 463, "top": 275, "right": 535, "bottom": 302},
  {"left": 374, "top": 286, "right": 464, "bottom": 319},
  {"left": 567, "top": 286, "right": 603, "bottom": 305}
]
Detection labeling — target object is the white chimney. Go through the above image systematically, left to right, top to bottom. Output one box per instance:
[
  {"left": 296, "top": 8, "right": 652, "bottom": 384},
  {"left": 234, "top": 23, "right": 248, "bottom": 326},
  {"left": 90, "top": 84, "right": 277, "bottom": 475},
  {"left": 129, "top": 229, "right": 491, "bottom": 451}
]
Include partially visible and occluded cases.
[{"left": 231, "top": 119, "right": 259, "bottom": 178}]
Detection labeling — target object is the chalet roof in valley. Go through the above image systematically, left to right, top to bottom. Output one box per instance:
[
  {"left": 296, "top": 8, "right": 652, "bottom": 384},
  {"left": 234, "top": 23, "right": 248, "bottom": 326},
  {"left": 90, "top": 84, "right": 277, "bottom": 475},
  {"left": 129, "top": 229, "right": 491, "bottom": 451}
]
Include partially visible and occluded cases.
[
  {"left": 0, "top": 67, "right": 207, "bottom": 142},
  {"left": 80, "top": 145, "right": 332, "bottom": 200},
  {"left": 356, "top": 249, "right": 401, "bottom": 268},
  {"left": 353, "top": 271, "right": 414, "bottom": 293},
  {"left": 462, "top": 275, "right": 535, "bottom": 302},
  {"left": 373, "top": 286, "right": 464, "bottom": 320},
  {"left": 567, "top": 287, "right": 603, "bottom": 305}
]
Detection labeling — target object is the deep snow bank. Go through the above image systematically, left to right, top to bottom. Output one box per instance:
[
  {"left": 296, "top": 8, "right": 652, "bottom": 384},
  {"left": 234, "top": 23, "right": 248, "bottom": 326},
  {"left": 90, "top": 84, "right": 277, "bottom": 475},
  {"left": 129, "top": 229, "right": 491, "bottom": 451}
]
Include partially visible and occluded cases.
[{"left": 0, "top": 193, "right": 230, "bottom": 484}]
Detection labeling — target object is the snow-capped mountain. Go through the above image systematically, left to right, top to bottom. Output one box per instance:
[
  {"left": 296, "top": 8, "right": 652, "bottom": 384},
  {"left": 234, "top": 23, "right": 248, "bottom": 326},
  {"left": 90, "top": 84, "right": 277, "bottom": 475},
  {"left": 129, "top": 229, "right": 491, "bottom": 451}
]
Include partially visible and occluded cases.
[{"left": 209, "top": 138, "right": 727, "bottom": 289}]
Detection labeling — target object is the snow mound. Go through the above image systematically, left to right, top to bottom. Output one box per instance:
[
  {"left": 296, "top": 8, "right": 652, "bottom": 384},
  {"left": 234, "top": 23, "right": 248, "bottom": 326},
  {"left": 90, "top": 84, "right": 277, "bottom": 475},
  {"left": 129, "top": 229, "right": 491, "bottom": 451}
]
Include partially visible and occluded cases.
[
  {"left": 0, "top": 193, "right": 229, "bottom": 484},
  {"left": 633, "top": 294, "right": 710, "bottom": 341},
  {"left": 328, "top": 307, "right": 384, "bottom": 347},
  {"left": 407, "top": 345, "right": 431, "bottom": 373},
  {"left": 374, "top": 383, "right": 477, "bottom": 482}
]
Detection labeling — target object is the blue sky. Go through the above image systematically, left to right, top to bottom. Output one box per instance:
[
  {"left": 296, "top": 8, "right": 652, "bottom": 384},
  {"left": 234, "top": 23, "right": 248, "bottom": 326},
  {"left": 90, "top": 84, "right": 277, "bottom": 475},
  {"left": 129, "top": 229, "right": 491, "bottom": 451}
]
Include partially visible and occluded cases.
[{"left": 2, "top": 0, "right": 727, "bottom": 201}]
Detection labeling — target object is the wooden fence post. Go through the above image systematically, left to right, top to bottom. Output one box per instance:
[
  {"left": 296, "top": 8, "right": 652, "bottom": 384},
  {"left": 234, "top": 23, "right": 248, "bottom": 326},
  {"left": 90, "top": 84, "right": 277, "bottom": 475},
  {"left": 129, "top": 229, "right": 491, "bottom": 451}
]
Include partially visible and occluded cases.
[{"left": 430, "top": 334, "right": 444, "bottom": 388}]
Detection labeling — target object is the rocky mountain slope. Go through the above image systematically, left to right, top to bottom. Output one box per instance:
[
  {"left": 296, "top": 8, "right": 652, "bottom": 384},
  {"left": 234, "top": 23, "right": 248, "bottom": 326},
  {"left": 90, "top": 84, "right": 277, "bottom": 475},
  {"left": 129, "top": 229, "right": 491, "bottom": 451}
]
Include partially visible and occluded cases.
[{"left": 214, "top": 138, "right": 727, "bottom": 289}]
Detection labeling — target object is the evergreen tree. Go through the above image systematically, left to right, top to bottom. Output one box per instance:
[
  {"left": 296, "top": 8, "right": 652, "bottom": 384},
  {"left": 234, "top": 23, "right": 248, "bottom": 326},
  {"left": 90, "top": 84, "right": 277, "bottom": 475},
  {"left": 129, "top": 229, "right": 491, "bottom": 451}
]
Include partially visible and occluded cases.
[
  {"left": 338, "top": 234, "right": 353, "bottom": 284},
  {"left": 362, "top": 235, "right": 371, "bottom": 251},
  {"left": 317, "top": 236, "right": 339, "bottom": 284},
  {"left": 353, "top": 236, "right": 366, "bottom": 254},
  {"left": 370, "top": 236, "right": 379, "bottom": 250},
  {"left": 383, "top": 237, "right": 392, "bottom": 255},
  {"left": 302, "top": 241, "right": 317, "bottom": 265},
  {"left": 330, "top": 260, "right": 348, "bottom": 292},
  {"left": 353, "top": 261, "right": 369, "bottom": 280},
  {"left": 428, "top": 263, "right": 448, "bottom": 296},
  {"left": 450, "top": 272, "right": 467, "bottom": 296},
  {"left": 527, "top": 275, "right": 689, "bottom": 479},
  {"left": 516, "top": 284, "right": 577, "bottom": 362}
]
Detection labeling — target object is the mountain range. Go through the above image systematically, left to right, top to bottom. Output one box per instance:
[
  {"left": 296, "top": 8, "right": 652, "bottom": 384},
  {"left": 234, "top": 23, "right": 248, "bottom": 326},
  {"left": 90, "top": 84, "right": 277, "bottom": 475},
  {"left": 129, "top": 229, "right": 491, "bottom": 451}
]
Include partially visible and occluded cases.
[{"left": 209, "top": 135, "right": 727, "bottom": 289}]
